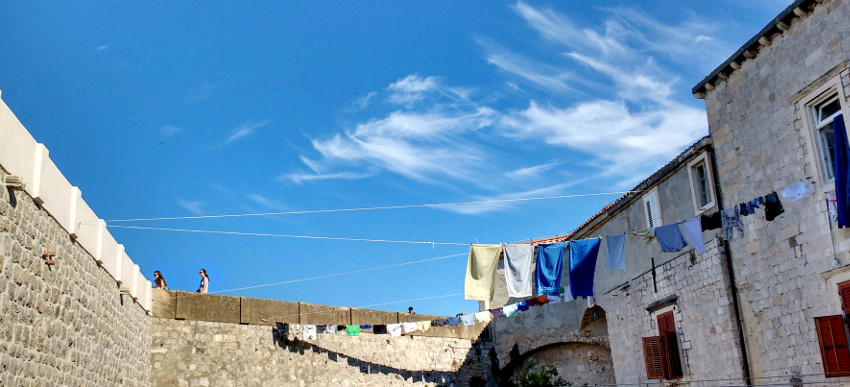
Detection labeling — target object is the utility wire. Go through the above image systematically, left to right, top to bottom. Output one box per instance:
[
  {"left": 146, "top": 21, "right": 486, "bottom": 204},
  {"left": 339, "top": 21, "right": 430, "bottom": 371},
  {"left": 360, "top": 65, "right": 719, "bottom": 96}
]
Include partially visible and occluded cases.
[
  {"left": 89, "top": 191, "right": 637, "bottom": 224},
  {"left": 104, "top": 225, "right": 471, "bottom": 246}
]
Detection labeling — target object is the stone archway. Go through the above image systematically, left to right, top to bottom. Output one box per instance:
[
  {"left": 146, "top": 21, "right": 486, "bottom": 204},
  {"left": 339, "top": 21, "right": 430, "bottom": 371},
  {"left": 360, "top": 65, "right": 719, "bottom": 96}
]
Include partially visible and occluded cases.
[{"left": 504, "top": 341, "right": 615, "bottom": 386}]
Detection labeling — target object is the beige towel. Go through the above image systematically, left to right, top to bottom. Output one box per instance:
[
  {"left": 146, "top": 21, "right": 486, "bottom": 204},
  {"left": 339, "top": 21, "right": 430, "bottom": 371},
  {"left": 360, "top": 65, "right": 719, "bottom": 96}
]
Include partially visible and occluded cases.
[
  {"left": 464, "top": 244, "right": 502, "bottom": 301},
  {"left": 415, "top": 320, "right": 431, "bottom": 332}
]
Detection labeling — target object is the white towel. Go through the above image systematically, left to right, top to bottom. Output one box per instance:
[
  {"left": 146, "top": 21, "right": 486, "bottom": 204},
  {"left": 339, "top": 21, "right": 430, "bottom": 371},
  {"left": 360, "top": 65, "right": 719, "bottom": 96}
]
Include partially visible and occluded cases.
[
  {"left": 504, "top": 244, "right": 534, "bottom": 298},
  {"left": 474, "top": 311, "right": 492, "bottom": 323},
  {"left": 402, "top": 322, "right": 417, "bottom": 333},
  {"left": 387, "top": 323, "right": 402, "bottom": 337},
  {"left": 289, "top": 324, "right": 303, "bottom": 341},
  {"left": 303, "top": 324, "right": 317, "bottom": 340}
]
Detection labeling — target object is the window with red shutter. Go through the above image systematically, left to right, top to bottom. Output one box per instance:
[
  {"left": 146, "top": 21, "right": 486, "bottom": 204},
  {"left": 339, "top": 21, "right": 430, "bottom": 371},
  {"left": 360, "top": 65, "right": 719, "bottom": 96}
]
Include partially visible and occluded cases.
[
  {"left": 838, "top": 282, "right": 850, "bottom": 314},
  {"left": 655, "top": 311, "right": 683, "bottom": 379},
  {"left": 815, "top": 315, "right": 850, "bottom": 377},
  {"left": 642, "top": 336, "right": 666, "bottom": 379}
]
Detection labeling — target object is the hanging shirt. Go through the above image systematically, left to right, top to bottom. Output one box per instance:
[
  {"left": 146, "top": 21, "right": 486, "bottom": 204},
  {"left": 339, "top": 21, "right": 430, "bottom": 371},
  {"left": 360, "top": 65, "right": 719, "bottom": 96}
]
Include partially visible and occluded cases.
[
  {"left": 835, "top": 114, "right": 850, "bottom": 227},
  {"left": 782, "top": 181, "right": 813, "bottom": 202},
  {"left": 764, "top": 192, "right": 785, "bottom": 222},
  {"left": 701, "top": 211, "right": 722, "bottom": 230},
  {"left": 681, "top": 217, "right": 706, "bottom": 253},
  {"left": 655, "top": 224, "right": 689, "bottom": 253},
  {"left": 631, "top": 228, "right": 656, "bottom": 244},
  {"left": 605, "top": 233, "right": 627, "bottom": 270},
  {"left": 569, "top": 238, "right": 601, "bottom": 298},
  {"left": 535, "top": 241, "right": 567, "bottom": 297},
  {"left": 464, "top": 244, "right": 502, "bottom": 301},
  {"left": 504, "top": 244, "right": 534, "bottom": 298},
  {"left": 517, "top": 301, "right": 529, "bottom": 311},
  {"left": 503, "top": 303, "right": 519, "bottom": 317},
  {"left": 489, "top": 308, "right": 505, "bottom": 318},
  {"left": 474, "top": 311, "right": 492, "bottom": 323},
  {"left": 460, "top": 314, "right": 475, "bottom": 326},
  {"left": 445, "top": 316, "right": 461, "bottom": 326},
  {"left": 431, "top": 319, "right": 446, "bottom": 327},
  {"left": 415, "top": 321, "right": 431, "bottom": 332},
  {"left": 402, "top": 322, "right": 417, "bottom": 333},
  {"left": 387, "top": 323, "right": 402, "bottom": 337},
  {"left": 290, "top": 324, "right": 303, "bottom": 341},
  {"left": 303, "top": 324, "right": 317, "bottom": 340},
  {"left": 325, "top": 325, "right": 338, "bottom": 334},
  {"left": 346, "top": 325, "right": 360, "bottom": 337},
  {"left": 373, "top": 325, "right": 388, "bottom": 335}
]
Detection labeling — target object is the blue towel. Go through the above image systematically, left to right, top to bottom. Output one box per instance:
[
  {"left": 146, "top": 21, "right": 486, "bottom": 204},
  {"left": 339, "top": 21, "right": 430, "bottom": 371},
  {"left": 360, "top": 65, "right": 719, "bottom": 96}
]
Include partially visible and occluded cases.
[
  {"left": 834, "top": 115, "right": 850, "bottom": 227},
  {"left": 655, "top": 224, "right": 688, "bottom": 253},
  {"left": 605, "top": 233, "right": 626, "bottom": 270},
  {"left": 569, "top": 238, "right": 601, "bottom": 298},
  {"left": 535, "top": 241, "right": 566, "bottom": 296},
  {"left": 460, "top": 314, "right": 475, "bottom": 326},
  {"left": 445, "top": 317, "right": 461, "bottom": 326},
  {"left": 359, "top": 324, "right": 372, "bottom": 330}
]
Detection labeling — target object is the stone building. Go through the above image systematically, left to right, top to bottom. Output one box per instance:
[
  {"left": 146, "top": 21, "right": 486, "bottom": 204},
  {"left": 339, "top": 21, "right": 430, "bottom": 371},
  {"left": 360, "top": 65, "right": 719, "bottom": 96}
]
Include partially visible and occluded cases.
[{"left": 486, "top": 0, "right": 850, "bottom": 385}]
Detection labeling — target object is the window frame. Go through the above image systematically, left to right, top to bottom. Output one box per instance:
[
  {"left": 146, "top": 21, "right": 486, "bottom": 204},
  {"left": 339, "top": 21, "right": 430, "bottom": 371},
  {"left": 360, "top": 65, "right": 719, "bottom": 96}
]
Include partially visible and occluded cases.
[
  {"left": 800, "top": 77, "right": 849, "bottom": 190},
  {"left": 686, "top": 153, "right": 716, "bottom": 215},
  {"left": 642, "top": 188, "right": 662, "bottom": 229}
]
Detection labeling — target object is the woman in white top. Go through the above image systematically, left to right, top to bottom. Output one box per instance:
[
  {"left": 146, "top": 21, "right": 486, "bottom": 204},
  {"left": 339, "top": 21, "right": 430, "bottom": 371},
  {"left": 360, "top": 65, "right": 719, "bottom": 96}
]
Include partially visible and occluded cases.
[{"left": 197, "top": 269, "right": 209, "bottom": 293}]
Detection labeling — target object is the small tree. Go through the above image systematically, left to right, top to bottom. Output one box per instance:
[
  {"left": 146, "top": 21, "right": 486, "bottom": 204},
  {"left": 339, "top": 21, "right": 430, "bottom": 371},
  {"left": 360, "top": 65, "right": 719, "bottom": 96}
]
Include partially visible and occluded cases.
[{"left": 517, "top": 360, "right": 572, "bottom": 387}]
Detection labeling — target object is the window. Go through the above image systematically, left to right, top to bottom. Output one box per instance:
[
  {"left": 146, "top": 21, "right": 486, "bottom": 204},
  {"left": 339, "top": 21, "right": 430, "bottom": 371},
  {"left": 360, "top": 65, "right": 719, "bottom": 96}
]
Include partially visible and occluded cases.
[
  {"left": 801, "top": 76, "right": 848, "bottom": 185},
  {"left": 687, "top": 154, "right": 716, "bottom": 214},
  {"left": 642, "top": 188, "right": 662, "bottom": 229},
  {"left": 814, "top": 281, "right": 850, "bottom": 377},
  {"left": 642, "top": 310, "right": 684, "bottom": 380}
]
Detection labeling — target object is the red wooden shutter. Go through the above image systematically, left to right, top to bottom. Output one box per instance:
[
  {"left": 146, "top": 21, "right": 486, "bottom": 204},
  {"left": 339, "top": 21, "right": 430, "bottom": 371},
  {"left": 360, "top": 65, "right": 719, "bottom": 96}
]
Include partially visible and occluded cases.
[
  {"left": 838, "top": 282, "right": 850, "bottom": 314},
  {"left": 657, "top": 311, "right": 675, "bottom": 333},
  {"left": 815, "top": 315, "right": 850, "bottom": 377},
  {"left": 663, "top": 331, "right": 684, "bottom": 379},
  {"left": 643, "top": 336, "right": 666, "bottom": 379}
]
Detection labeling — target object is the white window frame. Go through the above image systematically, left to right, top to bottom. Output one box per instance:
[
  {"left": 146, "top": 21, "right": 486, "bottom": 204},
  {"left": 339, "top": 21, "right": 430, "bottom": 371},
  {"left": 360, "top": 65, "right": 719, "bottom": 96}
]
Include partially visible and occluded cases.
[
  {"left": 800, "top": 76, "right": 849, "bottom": 191},
  {"left": 687, "top": 153, "right": 716, "bottom": 215},
  {"left": 643, "top": 187, "right": 662, "bottom": 229}
]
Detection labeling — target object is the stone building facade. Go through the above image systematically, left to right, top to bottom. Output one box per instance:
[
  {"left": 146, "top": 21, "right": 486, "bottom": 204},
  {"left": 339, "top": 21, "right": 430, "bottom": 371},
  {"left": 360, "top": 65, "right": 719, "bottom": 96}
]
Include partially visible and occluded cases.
[{"left": 692, "top": 0, "right": 850, "bottom": 382}]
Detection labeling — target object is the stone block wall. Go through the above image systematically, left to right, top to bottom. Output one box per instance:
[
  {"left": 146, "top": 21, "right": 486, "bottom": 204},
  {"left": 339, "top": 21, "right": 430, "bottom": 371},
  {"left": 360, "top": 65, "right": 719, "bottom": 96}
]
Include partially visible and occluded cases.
[
  {"left": 702, "top": 0, "right": 850, "bottom": 380},
  {"left": 0, "top": 167, "right": 150, "bottom": 386},
  {"left": 601, "top": 237, "right": 744, "bottom": 385},
  {"left": 150, "top": 317, "right": 494, "bottom": 387}
]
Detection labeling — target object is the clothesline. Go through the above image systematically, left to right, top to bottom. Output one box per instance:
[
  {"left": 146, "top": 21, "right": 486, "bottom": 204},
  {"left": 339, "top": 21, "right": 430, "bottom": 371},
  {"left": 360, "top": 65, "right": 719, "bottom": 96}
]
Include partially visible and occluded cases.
[
  {"left": 83, "top": 191, "right": 639, "bottom": 224},
  {"left": 103, "top": 225, "right": 472, "bottom": 246}
]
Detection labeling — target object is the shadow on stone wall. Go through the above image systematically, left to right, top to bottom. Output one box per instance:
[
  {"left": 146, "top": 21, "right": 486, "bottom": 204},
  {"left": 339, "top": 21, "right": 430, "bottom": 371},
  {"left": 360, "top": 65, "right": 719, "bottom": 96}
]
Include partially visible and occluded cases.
[{"left": 271, "top": 324, "right": 498, "bottom": 386}]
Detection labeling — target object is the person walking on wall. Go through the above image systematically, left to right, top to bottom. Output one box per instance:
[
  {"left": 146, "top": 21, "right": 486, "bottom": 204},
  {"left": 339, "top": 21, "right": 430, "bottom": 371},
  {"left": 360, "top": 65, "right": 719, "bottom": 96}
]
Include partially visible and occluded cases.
[
  {"left": 197, "top": 269, "right": 209, "bottom": 293},
  {"left": 153, "top": 271, "right": 168, "bottom": 289}
]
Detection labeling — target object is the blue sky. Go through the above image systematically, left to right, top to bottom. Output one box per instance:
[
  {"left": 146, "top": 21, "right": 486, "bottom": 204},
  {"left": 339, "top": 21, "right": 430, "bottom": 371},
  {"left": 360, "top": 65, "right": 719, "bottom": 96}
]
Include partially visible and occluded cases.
[{"left": 0, "top": 1, "right": 791, "bottom": 316}]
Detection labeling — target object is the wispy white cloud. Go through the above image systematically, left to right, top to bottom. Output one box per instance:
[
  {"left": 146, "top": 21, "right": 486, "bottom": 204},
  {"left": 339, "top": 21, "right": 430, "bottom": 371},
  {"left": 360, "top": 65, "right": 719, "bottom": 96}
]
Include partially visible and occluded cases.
[
  {"left": 96, "top": 45, "right": 109, "bottom": 51},
  {"left": 387, "top": 75, "right": 440, "bottom": 105},
  {"left": 184, "top": 81, "right": 218, "bottom": 102},
  {"left": 346, "top": 91, "right": 378, "bottom": 112},
  {"left": 224, "top": 120, "right": 269, "bottom": 145},
  {"left": 159, "top": 125, "right": 184, "bottom": 137},
  {"left": 504, "top": 161, "right": 560, "bottom": 180},
  {"left": 282, "top": 171, "right": 376, "bottom": 184},
  {"left": 444, "top": 181, "right": 585, "bottom": 215},
  {"left": 246, "top": 194, "right": 288, "bottom": 211},
  {"left": 178, "top": 200, "right": 204, "bottom": 215}
]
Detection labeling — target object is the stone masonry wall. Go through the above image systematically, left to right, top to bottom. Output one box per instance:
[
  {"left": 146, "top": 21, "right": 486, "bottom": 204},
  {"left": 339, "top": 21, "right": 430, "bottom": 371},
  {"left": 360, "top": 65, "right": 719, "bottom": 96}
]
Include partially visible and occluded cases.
[
  {"left": 703, "top": 0, "right": 850, "bottom": 380},
  {"left": 0, "top": 167, "right": 151, "bottom": 386},
  {"left": 601, "top": 237, "right": 744, "bottom": 385},
  {"left": 150, "top": 317, "right": 494, "bottom": 387}
]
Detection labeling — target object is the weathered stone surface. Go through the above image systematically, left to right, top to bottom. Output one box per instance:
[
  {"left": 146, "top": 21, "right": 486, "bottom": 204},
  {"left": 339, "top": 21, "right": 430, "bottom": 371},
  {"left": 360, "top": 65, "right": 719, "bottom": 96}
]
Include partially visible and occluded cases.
[
  {"left": 0, "top": 168, "right": 150, "bottom": 386},
  {"left": 152, "top": 288, "right": 176, "bottom": 319},
  {"left": 176, "top": 292, "right": 241, "bottom": 323},
  {"left": 240, "top": 296, "right": 299, "bottom": 325},
  {"left": 299, "top": 302, "right": 349, "bottom": 325},
  {"left": 351, "top": 307, "right": 398, "bottom": 325}
]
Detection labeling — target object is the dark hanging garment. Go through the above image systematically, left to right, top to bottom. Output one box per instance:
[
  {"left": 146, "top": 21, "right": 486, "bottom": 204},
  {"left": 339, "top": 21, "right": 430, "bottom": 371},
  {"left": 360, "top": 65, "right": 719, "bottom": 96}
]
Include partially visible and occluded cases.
[
  {"left": 834, "top": 115, "right": 850, "bottom": 227},
  {"left": 764, "top": 192, "right": 785, "bottom": 221},
  {"left": 701, "top": 211, "right": 722, "bottom": 230},
  {"left": 372, "top": 325, "right": 388, "bottom": 334}
]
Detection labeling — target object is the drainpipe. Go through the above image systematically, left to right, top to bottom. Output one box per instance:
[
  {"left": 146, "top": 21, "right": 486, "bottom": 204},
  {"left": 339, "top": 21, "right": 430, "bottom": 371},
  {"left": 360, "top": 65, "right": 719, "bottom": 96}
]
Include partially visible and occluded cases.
[{"left": 708, "top": 145, "right": 753, "bottom": 386}]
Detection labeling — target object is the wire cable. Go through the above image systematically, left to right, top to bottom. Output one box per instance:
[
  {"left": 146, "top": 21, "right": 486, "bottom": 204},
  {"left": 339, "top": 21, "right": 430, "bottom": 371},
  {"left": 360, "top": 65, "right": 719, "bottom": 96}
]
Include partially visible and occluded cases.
[
  {"left": 88, "top": 191, "right": 637, "bottom": 224},
  {"left": 104, "top": 225, "right": 471, "bottom": 246}
]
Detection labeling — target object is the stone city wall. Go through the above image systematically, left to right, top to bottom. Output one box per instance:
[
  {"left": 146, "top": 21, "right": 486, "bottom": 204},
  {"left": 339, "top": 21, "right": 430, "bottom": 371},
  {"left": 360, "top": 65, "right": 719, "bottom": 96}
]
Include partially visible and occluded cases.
[
  {"left": 702, "top": 0, "right": 850, "bottom": 380},
  {"left": 0, "top": 166, "right": 151, "bottom": 386},
  {"left": 150, "top": 317, "right": 494, "bottom": 387}
]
